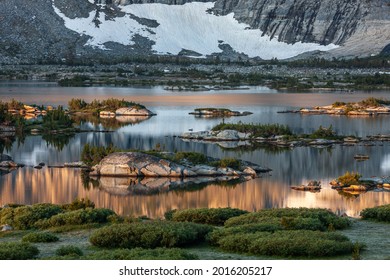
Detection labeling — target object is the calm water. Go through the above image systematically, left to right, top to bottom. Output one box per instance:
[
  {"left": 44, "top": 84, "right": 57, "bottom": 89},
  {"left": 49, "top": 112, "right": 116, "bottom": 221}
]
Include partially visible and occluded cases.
[{"left": 1, "top": 83, "right": 390, "bottom": 218}]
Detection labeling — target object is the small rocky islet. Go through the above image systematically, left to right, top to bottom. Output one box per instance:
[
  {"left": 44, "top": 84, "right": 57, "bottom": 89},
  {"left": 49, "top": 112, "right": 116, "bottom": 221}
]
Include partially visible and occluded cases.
[
  {"left": 279, "top": 97, "right": 390, "bottom": 116},
  {"left": 189, "top": 108, "right": 253, "bottom": 118}
]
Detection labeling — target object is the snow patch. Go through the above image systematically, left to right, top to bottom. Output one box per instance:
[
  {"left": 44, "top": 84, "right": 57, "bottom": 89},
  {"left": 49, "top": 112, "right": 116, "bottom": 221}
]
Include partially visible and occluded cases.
[{"left": 52, "top": 1, "right": 338, "bottom": 59}]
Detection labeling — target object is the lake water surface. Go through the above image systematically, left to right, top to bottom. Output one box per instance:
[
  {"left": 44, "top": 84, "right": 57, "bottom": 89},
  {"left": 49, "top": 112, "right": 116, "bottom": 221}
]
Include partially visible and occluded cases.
[{"left": 1, "top": 83, "right": 390, "bottom": 218}]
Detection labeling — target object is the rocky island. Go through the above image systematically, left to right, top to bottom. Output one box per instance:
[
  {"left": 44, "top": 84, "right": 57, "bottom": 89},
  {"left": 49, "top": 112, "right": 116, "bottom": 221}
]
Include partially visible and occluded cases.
[
  {"left": 281, "top": 98, "right": 390, "bottom": 116},
  {"left": 189, "top": 108, "right": 252, "bottom": 118},
  {"left": 180, "top": 123, "right": 355, "bottom": 149},
  {"left": 82, "top": 150, "right": 271, "bottom": 194},
  {"left": 89, "top": 151, "right": 269, "bottom": 178},
  {"left": 331, "top": 172, "right": 390, "bottom": 194}
]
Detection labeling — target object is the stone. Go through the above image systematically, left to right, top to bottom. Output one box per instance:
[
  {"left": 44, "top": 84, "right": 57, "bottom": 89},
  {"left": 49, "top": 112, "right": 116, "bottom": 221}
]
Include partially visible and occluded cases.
[
  {"left": 115, "top": 107, "right": 155, "bottom": 116},
  {"left": 99, "top": 111, "right": 116, "bottom": 117},
  {"left": 215, "top": 130, "right": 240, "bottom": 140},
  {"left": 90, "top": 152, "right": 186, "bottom": 177},
  {"left": 0, "top": 154, "right": 12, "bottom": 161},
  {"left": 0, "top": 161, "right": 18, "bottom": 168},
  {"left": 242, "top": 167, "right": 257, "bottom": 177},
  {"left": 307, "top": 180, "right": 321, "bottom": 187},
  {"left": 342, "top": 185, "right": 367, "bottom": 191},
  {"left": 1, "top": 224, "right": 13, "bottom": 232}
]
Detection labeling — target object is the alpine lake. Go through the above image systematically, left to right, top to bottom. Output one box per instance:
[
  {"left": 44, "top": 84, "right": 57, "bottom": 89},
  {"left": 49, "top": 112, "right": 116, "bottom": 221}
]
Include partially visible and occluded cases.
[{"left": 1, "top": 82, "right": 390, "bottom": 219}]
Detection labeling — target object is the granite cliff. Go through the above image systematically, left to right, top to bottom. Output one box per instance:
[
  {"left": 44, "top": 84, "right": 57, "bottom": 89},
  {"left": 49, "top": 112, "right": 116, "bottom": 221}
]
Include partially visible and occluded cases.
[{"left": 0, "top": 0, "right": 389, "bottom": 63}]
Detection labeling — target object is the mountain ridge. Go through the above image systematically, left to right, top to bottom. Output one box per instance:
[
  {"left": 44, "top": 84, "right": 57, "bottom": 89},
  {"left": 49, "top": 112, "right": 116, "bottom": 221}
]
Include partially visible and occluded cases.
[{"left": 0, "top": 0, "right": 389, "bottom": 64}]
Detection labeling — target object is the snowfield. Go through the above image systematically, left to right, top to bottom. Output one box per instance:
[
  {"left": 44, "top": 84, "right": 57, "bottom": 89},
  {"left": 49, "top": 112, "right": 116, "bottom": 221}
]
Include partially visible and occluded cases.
[{"left": 52, "top": 1, "right": 338, "bottom": 59}]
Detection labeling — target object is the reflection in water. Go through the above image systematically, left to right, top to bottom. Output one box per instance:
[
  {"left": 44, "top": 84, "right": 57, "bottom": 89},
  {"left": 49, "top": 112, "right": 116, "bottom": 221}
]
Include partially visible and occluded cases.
[
  {"left": 2, "top": 88, "right": 390, "bottom": 218},
  {"left": 71, "top": 114, "right": 152, "bottom": 130},
  {"left": 1, "top": 167, "right": 390, "bottom": 218},
  {"left": 89, "top": 176, "right": 244, "bottom": 196}
]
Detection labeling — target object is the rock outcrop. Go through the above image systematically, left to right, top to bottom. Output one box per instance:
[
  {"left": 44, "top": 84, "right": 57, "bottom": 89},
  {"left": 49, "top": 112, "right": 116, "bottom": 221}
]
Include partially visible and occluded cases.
[
  {"left": 115, "top": 107, "right": 156, "bottom": 116},
  {"left": 89, "top": 152, "right": 268, "bottom": 178}
]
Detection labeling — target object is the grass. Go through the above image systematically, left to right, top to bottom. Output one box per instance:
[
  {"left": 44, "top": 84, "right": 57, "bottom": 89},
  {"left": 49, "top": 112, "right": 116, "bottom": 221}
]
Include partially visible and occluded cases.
[{"left": 84, "top": 248, "right": 198, "bottom": 260}]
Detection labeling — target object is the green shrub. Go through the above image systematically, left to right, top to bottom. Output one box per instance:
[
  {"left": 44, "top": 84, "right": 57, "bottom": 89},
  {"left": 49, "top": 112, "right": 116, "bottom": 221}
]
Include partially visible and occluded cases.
[
  {"left": 67, "top": 98, "right": 145, "bottom": 112},
  {"left": 332, "top": 101, "right": 346, "bottom": 107},
  {"left": 42, "top": 106, "right": 74, "bottom": 130},
  {"left": 212, "top": 123, "right": 292, "bottom": 138},
  {"left": 309, "top": 125, "right": 337, "bottom": 139},
  {"left": 81, "top": 144, "right": 118, "bottom": 166},
  {"left": 173, "top": 152, "right": 208, "bottom": 165},
  {"left": 218, "top": 158, "right": 241, "bottom": 169},
  {"left": 337, "top": 171, "right": 362, "bottom": 186},
  {"left": 61, "top": 198, "right": 95, "bottom": 211},
  {"left": 0, "top": 203, "right": 64, "bottom": 230},
  {"left": 361, "top": 204, "right": 390, "bottom": 222},
  {"left": 35, "top": 208, "right": 115, "bottom": 229},
  {"left": 168, "top": 208, "right": 248, "bottom": 226},
  {"left": 224, "top": 208, "right": 351, "bottom": 230},
  {"left": 164, "top": 209, "right": 177, "bottom": 221},
  {"left": 89, "top": 221, "right": 212, "bottom": 249},
  {"left": 214, "top": 230, "right": 354, "bottom": 257},
  {"left": 22, "top": 232, "right": 59, "bottom": 243},
  {"left": 0, "top": 242, "right": 39, "bottom": 260},
  {"left": 56, "top": 245, "right": 83, "bottom": 257},
  {"left": 85, "top": 248, "right": 198, "bottom": 260}
]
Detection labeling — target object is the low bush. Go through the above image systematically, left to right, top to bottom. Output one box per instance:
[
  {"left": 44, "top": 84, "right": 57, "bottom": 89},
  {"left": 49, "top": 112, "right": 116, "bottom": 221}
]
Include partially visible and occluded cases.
[
  {"left": 212, "top": 123, "right": 292, "bottom": 138},
  {"left": 309, "top": 125, "right": 337, "bottom": 139},
  {"left": 81, "top": 144, "right": 118, "bottom": 166},
  {"left": 173, "top": 152, "right": 208, "bottom": 165},
  {"left": 215, "top": 158, "right": 241, "bottom": 169},
  {"left": 337, "top": 171, "right": 362, "bottom": 186},
  {"left": 61, "top": 198, "right": 95, "bottom": 211},
  {"left": 0, "top": 203, "right": 64, "bottom": 230},
  {"left": 360, "top": 204, "right": 390, "bottom": 222},
  {"left": 35, "top": 208, "right": 115, "bottom": 229},
  {"left": 167, "top": 208, "right": 248, "bottom": 226},
  {"left": 224, "top": 208, "right": 351, "bottom": 230},
  {"left": 89, "top": 221, "right": 212, "bottom": 249},
  {"left": 213, "top": 230, "right": 354, "bottom": 257},
  {"left": 22, "top": 232, "right": 59, "bottom": 243},
  {"left": 0, "top": 242, "right": 39, "bottom": 260},
  {"left": 56, "top": 245, "right": 83, "bottom": 257},
  {"left": 85, "top": 248, "right": 198, "bottom": 260}
]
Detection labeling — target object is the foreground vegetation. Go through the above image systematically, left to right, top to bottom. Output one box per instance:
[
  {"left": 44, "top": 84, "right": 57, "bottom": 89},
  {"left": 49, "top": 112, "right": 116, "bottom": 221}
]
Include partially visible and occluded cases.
[
  {"left": 2, "top": 200, "right": 389, "bottom": 260},
  {"left": 361, "top": 205, "right": 390, "bottom": 222}
]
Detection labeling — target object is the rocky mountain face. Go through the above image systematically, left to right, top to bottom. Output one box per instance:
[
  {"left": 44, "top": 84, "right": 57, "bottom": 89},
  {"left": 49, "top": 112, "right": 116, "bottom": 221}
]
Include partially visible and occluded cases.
[{"left": 0, "top": 0, "right": 389, "bottom": 64}]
